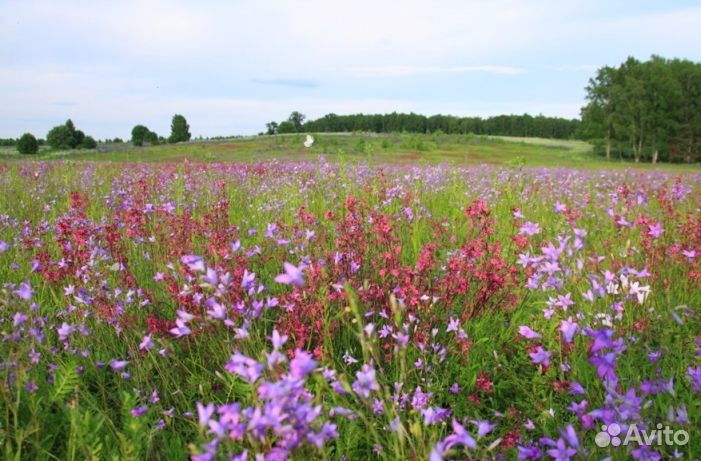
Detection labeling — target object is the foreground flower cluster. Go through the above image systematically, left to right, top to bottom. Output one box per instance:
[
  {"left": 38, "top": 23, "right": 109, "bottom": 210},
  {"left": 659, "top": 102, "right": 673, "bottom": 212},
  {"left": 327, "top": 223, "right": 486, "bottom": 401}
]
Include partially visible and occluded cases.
[{"left": 0, "top": 160, "right": 699, "bottom": 460}]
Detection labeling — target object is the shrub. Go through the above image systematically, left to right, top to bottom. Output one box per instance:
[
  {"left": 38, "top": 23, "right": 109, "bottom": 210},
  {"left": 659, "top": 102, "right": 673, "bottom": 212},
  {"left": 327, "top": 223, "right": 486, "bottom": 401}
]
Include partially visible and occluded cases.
[
  {"left": 17, "top": 133, "right": 39, "bottom": 154},
  {"left": 81, "top": 136, "right": 97, "bottom": 149}
]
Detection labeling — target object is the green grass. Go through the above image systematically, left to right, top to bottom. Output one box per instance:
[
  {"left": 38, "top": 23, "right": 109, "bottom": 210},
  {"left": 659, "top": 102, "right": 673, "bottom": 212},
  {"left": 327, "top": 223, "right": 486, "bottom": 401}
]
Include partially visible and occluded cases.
[{"left": 2, "top": 133, "right": 698, "bottom": 171}]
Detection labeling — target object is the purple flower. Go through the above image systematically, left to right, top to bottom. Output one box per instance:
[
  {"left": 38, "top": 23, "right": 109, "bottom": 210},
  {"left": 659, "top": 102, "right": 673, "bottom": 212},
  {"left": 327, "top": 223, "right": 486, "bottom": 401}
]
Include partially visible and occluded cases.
[
  {"left": 519, "top": 221, "right": 541, "bottom": 236},
  {"left": 647, "top": 222, "right": 664, "bottom": 239},
  {"left": 231, "top": 239, "right": 241, "bottom": 252},
  {"left": 0, "top": 240, "right": 8, "bottom": 252},
  {"left": 181, "top": 255, "right": 205, "bottom": 272},
  {"left": 274, "top": 262, "right": 305, "bottom": 287},
  {"left": 202, "top": 267, "right": 218, "bottom": 285},
  {"left": 241, "top": 270, "right": 256, "bottom": 289},
  {"left": 13, "top": 282, "right": 33, "bottom": 301},
  {"left": 205, "top": 300, "right": 227, "bottom": 320},
  {"left": 13, "top": 311, "right": 29, "bottom": 326},
  {"left": 446, "top": 317, "right": 460, "bottom": 333},
  {"left": 169, "top": 318, "right": 191, "bottom": 338},
  {"left": 559, "top": 318, "right": 578, "bottom": 344},
  {"left": 57, "top": 322, "right": 75, "bottom": 341},
  {"left": 519, "top": 325, "right": 541, "bottom": 339},
  {"left": 587, "top": 328, "right": 615, "bottom": 353},
  {"left": 270, "top": 329, "right": 288, "bottom": 350},
  {"left": 394, "top": 332, "right": 409, "bottom": 347},
  {"left": 139, "top": 334, "right": 154, "bottom": 351},
  {"left": 529, "top": 346, "right": 551, "bottom": 367},
  {"left": 289, "top": 349, "right": 317, "bottom": 379},
  {"left": 225, "top": 352, "right": 263, "bottom": 383},
  {"left": 589, "top": 352, "right": 618, "bottom": 384},
  {"left": 110, "top": 360, "right": 129, "bottom": 371},
  {"left": 352, "top": 364, "right": 379, "bottom": 398},
  {"left": 687, "top": 366, "right": 701, "bottom": 392},
  {"left": 25, "top": 380, "right": 38, "bottom": 393},
  {"left": 411, "top": 386, "right": 432, "bottom": 409},
  {"left": 619, "top": 387, "right": 643, "bottom": 419},
  {"left": 567, "top": 400, "right": 588, "bottom": 416},
  {"left": 196, "top": 402, "right": 215, "bottom": 427},
  {"left": 131, "top": 406, "right": 148, "bottom": 417},
  {"left": 422, "top": 407, "right": 451, "bottom": 425},
  {"left": 444, "top": 419, "right": 476, "bottom": 449},
  {"left": 471, "top": 419, "right": 495, "bottom": 438},
  {"left": 308, "top": 422, "right": 338, "bottom": 448},
  {"left": 560, "top": 424, "right": 578, "bottom": 449},
  {"left": 546, "top": 438, "right": 576, "bottom": 461},
  {"left": 430, "top": 441, "right": 447, "bottom": 461},
  {"left": 518, "top": 445, "right": 542, "bottom": 460},
  {"left": 632, "top": 445, "right": 661, "bottom": 461}
]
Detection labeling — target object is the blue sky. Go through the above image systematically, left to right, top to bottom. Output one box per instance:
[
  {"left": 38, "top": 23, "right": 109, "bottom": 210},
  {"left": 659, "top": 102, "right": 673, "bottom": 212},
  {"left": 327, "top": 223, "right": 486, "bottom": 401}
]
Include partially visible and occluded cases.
[{"left": 1, "top": 0, "right": 699, "bottom": 139}]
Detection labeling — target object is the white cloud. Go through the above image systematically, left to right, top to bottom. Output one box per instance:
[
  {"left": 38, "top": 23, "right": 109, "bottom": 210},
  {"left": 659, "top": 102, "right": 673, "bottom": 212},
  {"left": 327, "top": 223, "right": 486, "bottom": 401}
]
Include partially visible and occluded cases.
[
  {"left": 0, "top": 0, "right": 698, "bottom": 138},
  {"left": 0, "top": 0, "right": 211, "bottom": 58},
  {"left": 349, "top": 65, "right": 526, "bottom": 77},
  {"left": 551, "top": 65, "right": 601, "bottom": 73}
]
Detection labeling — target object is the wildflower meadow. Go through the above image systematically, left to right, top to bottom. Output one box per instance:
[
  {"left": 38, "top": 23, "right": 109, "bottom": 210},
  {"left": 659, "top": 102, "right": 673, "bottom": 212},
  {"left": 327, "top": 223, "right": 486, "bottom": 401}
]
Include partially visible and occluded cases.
[{"left": 0, "top": 159, "right": 699, "bottom": 461}]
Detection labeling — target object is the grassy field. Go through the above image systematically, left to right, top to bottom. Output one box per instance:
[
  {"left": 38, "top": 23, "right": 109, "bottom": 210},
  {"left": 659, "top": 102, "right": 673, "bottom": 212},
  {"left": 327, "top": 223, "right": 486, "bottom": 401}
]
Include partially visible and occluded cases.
[
  {"left": 1, "top": 133, "right": 697, "bottom": 171},
  {"left": 0, "top": 138, "right": 700, "bottom": 461}
]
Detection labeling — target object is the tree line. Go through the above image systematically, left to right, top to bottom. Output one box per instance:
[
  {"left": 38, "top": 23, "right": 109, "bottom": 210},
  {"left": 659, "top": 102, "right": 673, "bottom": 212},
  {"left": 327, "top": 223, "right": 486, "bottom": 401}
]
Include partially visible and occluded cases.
[
  {"left": 264, "top": 55, "right": 700, "bottom": 163},
  {"left": 580, "top": 55, "right": 700, "bottom": 163},
  {"left": 266, "top": 112, "right": 580, "bottom": 139},
  {"left": 10, "top": 114, "right": 192, "bottom": 155},
  {"left": 130, "top": 114, "right": 191, "bottom": 146},
  {"left": 8, "top": 119, "right": 98, "bottom": 155}
]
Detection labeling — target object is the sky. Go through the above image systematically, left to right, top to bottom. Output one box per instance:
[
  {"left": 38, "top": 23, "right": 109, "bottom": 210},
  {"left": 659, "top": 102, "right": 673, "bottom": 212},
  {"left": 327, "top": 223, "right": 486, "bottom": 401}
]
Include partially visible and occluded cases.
[{"left": 1, "top": 0, "right": 699, "bottom": 139}]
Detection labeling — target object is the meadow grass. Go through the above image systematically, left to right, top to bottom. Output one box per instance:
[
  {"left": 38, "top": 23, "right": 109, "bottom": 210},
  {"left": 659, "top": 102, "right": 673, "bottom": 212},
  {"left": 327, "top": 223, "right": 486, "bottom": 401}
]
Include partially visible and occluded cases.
[
  {"left": 1, "top": 133, "right": 698, "bottom": 172},
  {"left": 0, "top": 157, "right": 699, "bottom": 461}
]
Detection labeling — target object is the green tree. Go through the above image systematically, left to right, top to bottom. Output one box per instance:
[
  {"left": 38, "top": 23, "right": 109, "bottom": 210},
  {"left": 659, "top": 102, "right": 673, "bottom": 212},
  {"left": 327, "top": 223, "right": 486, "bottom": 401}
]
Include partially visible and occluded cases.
[
  {"left": 580, "top": 56, "right": 700, "bottom": 163},
  {"left": 642, "top": 56, "right": 683, "bottom": 163},
  {"left": 669, "top": 59, "right": 701, "bottom": 162},
  {"left": 581, "top": 66, "right": 621, "bottom": 161},
  {"left": 288, "top": 111, "right": 306, "bottom": 132},
  {"left": 299, "top": 112, "right": 580, "bottom": 139},
  {"left": 169, "top": 114, "right": 191, "bottom": 143},
  {"left": 46, "top": 119, "right": 93, "bottom": 150},
  {"left": 265, "top": 121, "right": 279, "bottom": 135},
  {"left": 277, "top": 121, "right": 296, "bottom": 134},
  {"left": 46, "top": 124, "right": 74, "bottom": 149},
  {"left": 131, "top": 125, "right": 150, "bottom": 146},
  {"left": 73, "top": 130, "right": 85, "bottom": 148},
  {"left": 145, "top": 130, "right": 160, "bottom": 145},
  {"left": 17, "top": 133, "right": 39, "bottom": 154},
  {"left": 81, "top": 136, "right": 97, "bottom": 149}
]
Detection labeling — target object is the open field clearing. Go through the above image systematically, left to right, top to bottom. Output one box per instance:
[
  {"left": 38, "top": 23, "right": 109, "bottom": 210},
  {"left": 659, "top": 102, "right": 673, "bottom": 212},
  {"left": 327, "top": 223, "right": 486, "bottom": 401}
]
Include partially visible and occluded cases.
[
  {"left": 1, "top": 134, "right": 698, "bottom": 172},
  {"left": 0, "top": 159, "right": 699, "bottom": 460}
]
